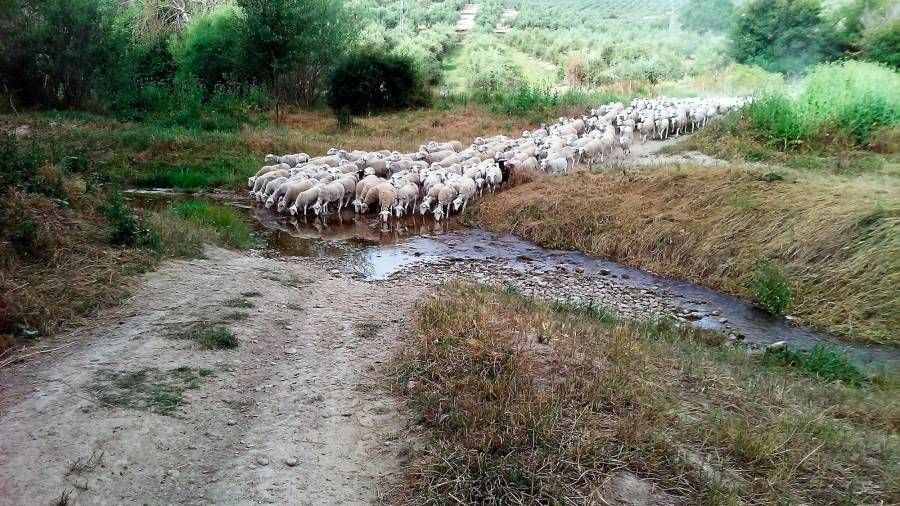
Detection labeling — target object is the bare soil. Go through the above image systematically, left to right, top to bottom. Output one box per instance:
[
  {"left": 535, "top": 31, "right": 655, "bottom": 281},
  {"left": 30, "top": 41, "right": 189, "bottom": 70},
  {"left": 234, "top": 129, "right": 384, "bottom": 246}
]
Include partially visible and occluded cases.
[{"left": 0, "top": 247, "right": 423, "bottom": 505}]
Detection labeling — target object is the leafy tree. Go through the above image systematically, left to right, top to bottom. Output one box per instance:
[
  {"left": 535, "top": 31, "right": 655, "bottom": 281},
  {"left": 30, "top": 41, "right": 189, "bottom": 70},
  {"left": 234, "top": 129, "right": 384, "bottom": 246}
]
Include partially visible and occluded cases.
[
  {"left": 0, "top": 0, "right": 128, "bottom": 108},
  {"left": 236, "top": 0, "right": 354, "bottom": 114},
  {"left": 679, "top": 0, "right": 736, "bottom": 34},
  {"left": 730, "top": 0, "right": 828, "bottom": 74},
  {"left": 170, "top": 6, "right": 242, "bottom": 92},
  {"left": 862, "top": 20, "right": 900, "bottom": 69},
  {"left": 326, "top": 53, "right": 424, "bottom": 117}
]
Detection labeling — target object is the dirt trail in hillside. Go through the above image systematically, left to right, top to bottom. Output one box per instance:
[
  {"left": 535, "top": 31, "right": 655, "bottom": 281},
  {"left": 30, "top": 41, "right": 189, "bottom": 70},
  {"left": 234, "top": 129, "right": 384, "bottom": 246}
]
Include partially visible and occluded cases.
[{"left": 0, "top": 248, "right": 423, "bottom": 505}]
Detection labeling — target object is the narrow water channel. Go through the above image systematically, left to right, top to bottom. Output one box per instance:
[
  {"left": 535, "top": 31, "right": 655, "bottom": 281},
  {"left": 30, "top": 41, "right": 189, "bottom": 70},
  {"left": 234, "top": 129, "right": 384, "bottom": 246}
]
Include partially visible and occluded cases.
[{"left": 127, "top": 190, "right": 899, "bottom": 367}]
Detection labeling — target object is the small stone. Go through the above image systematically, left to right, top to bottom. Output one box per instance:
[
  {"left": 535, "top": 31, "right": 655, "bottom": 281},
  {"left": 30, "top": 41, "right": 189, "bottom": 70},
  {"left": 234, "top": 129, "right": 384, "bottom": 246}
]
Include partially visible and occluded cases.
[
  {"left": 575, "top": 267, "right": 585, "bottom": 273},
  {"left": 598, "top": 268, "right": 611, "bottom": 276},
  {"left": 621, "top": 273, "right": 630, "bottom": 279},
  {"left": 710, "top": 310, "right": 721, "bottom": 316},
  {"left": 718, "top": 318, "right": 728, "bottom": 324},
  {"left": 767, "top": 341, "right": 787, "bottom": 351},
  {"left": 285, "top": 348, "right": 298, "bottom": 355},
  {"left": 406, "top": 380, "right": 417, "bottom": 391},
  {"left": 226, "top": 419, "right": 237, "bottom": 426},
  {"left": 187, "top": 444, "right": 198, "bottom": 450},
  {"left": 256, "top": 456, "right": 270, "bottom": 466},
  {"left": 285, "top": 457, "right": 298, "bottom": 467},
  {"left": 166, "top": 469, "right": 180, "bottom": 478}
]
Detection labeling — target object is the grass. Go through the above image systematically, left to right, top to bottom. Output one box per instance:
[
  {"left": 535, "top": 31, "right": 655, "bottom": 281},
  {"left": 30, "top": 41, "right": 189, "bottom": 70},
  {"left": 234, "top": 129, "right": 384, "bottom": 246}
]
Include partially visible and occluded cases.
[
  {"left": 466, "top": 164, "right": 900, "bottom": 345},
  {"left": 171, "top": 200, "right": 254, "bottom": 249},
  {"left": 395, "top": 282, "right": 899, "bottom": 505},
  {"left": 223, "top": 296, "right": 253, "bottom": 308},
  {"left": 169, "top": 321, "right": 239, "bottom": 349},
  {"left": 763, "top": 345, "right": 867, "bottom": 386},
  {"left": 92, "top": 366, "right": 214, "bottom": 416},
  {"left": 65, "top": 450, "right": 104, "bottom": 476}
]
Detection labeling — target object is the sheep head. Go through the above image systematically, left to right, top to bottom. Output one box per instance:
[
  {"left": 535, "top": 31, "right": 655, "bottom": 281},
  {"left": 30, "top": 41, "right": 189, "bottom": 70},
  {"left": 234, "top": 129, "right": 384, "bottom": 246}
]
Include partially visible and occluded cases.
[
  {"left": 312, "top": 201, "right": 323, "bottom": 215},
  {"left": 379, "top": 207, "right": 391, "bottom": 223}
]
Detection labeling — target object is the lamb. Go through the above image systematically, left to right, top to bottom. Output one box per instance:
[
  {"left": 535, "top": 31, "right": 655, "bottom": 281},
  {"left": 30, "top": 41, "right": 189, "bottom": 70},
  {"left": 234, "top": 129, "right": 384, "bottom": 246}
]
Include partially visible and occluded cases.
[
  {"left": 655, "top": 117, "right": 670, "bottom": 140},
  {"left": 577, "top": 138, "right": 604, "bottom": 168},
  {"left": 541, "top": 156, "right": 568, "bottom": 173},
  {"left": 288, "top": 185, "right": 322, "bottom": 216}
]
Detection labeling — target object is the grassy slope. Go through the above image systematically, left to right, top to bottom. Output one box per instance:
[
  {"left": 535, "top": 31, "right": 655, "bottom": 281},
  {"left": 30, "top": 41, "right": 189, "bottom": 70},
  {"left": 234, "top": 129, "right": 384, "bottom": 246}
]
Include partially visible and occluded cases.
[
  {"left": 466, "top": 165, "right": 899, "bottom": 345},
  {"left": 397, "top": 283, "right": 898, "bottom": 504}
]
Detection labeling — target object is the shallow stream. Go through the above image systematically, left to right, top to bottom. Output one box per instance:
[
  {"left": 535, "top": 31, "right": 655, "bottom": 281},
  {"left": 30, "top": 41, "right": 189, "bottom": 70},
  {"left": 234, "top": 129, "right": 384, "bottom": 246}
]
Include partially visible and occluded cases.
[{"left": 127, "top": 190, "right": 899, "bottom": 367}]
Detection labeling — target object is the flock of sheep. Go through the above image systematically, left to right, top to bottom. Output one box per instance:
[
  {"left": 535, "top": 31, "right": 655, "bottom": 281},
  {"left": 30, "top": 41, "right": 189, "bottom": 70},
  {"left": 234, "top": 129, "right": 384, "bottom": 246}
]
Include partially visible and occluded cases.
[{"left": 247, "top": 96, "right": 749, "bottom": 222}]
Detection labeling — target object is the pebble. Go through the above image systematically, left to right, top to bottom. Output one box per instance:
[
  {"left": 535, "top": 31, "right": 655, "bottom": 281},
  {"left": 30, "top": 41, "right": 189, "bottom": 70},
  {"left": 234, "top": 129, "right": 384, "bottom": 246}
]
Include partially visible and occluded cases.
[
  {"left": 285, "top": 348, "right": 298, "bottom": 355},
  {"left": 226, "top": 419, "right": 237, "bottom": 426},
  {"left": 256, "top": 456, "right": 270, "bottom": 466},
  {"left": 285, "top": 457, "right": 299, "bottom": 467},
  {"left": 167, "top": 469, "right": 180, "bottom": 478}
]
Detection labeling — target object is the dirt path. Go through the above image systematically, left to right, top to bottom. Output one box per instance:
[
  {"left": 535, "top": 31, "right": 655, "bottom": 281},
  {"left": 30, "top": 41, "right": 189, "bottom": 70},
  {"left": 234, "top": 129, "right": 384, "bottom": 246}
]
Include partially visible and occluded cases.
[{"left": 0, "top": 248, "right": 423, "bottom": 505}]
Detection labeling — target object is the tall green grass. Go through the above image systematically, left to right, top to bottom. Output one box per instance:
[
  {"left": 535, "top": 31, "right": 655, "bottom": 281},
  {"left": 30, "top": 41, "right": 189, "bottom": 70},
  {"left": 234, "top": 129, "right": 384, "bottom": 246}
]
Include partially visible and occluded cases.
[
  {"left": 748, "top": 61, "right": 900, "bottom": 148},
  {"left": 172, "top": 200, "right": 253, "bottom": 248}
]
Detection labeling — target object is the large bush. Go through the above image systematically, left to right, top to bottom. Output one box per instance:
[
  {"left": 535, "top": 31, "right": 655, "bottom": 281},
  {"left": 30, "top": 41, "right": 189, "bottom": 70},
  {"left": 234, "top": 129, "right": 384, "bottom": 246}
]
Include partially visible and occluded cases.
[
  {"left": 0, "top": 0, "right": 129, "bottom": 109},
  {"left": 679, "top": 0, "right": 736, "bottom": 34},
  {"left": 170, "top": 6, "right": 242, "bottom": 92},
  {"left": 861, "top": 20, "right": 900, "bottom": 69},
  {"left": 326, "top": 53, "right": 425, "bottom": 116}
]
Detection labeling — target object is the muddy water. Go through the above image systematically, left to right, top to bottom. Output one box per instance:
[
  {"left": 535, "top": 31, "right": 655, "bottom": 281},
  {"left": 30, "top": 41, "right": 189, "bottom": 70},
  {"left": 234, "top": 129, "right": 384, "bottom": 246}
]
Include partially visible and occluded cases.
[{"left": 126, "top": 191, "right": 899, "bottom": 366}]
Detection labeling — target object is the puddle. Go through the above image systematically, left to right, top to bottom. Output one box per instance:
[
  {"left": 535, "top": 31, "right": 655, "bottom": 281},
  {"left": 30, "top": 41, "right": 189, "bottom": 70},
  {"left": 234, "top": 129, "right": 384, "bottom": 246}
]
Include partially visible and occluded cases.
[{"left": 127, "top": 191, "right": 899, "bottom": 367}]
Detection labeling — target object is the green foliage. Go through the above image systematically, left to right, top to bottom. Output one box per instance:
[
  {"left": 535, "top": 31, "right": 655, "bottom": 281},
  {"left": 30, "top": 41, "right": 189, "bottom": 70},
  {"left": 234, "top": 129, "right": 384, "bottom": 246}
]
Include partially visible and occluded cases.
[
  {"left": 0, "top": 0, "right": 128, "bottom": 109},
  {"left": 237, "top": 0, "right": 353, "bottom": 106},
  {"left": 679, "top": 0, "right": 736, "bottom": 34},
  {"left": 731, "top": 0, "right": 829, "bottom": 74},
  {"left": 170, "top": 6, "right": 242, "bottom": 92},
  {"left": 861, "top": 20, "right": 900, "bottom": 69},
  {"left": 326, "top": 53, "right": 426, "bottom": 116},
  {"left": 746, "top": 61, "right": 900, "bottom": 148},
  {"left": 0, "top": 133, "right": 66, "bottom": 199},
  {"left": 97, "top": 191, "right": 146, "bottom": 247},
  {"left": 172, "top": 200, "right": 253, "bottom": 249},
  {"left": 751, "top": 259, "right": 792, "bottom": 315},
  {"left": 763, "top": 345, "right": 866, "bottom": 385}
]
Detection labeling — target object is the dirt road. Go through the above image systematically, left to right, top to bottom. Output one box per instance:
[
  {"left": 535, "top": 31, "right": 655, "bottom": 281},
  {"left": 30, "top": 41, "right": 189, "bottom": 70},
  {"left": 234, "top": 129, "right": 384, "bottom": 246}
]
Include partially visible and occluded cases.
[{"left": 0, "top": 248, "right": 423, "bottom": 505}]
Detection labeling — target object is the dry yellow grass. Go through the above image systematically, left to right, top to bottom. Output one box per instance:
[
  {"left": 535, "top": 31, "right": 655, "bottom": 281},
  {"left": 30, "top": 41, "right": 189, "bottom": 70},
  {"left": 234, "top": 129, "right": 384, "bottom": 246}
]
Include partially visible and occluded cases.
[
  {"left": 468, "top": 164, "right": 899, "bottom": 344},
  {"left": 396, "top": 283, "right": 899, "bottom": 504}
]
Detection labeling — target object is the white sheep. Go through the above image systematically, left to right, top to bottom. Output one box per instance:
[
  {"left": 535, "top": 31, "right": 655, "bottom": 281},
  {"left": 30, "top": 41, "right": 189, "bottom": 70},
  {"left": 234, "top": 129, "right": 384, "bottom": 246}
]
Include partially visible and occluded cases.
[
  {"left": 451, "top": 177, "right": 477, "bottom": 212},
  {"left": 312, "top": 181, "right": 346, "bottom": 215},
  {"left": 289, "top": 185, "right": 322, "bottom": 216},
  {"left": 433, "top": 185, "right": 459, "bottom": 222}
]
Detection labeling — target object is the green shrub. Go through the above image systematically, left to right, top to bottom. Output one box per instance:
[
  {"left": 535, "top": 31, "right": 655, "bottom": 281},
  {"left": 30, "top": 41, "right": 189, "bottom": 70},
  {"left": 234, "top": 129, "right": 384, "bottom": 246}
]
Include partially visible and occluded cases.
[
  {"left": 170, "top": 6, "right": 242, "bottom": 93},
  {"left": 861, "top": 19, "right": 899, "bottom": 69},
  {"left": 326, "top": 52, "right": 426, "bottom": 116},
  {"left": 98, "top": 192, "right": 144, "bottom": 246},
  {"left": 751, "top": 260, "right": 792, "bottom": 315},
  {"left": 763, "top": 345, "right": 866, "bottom": 385}
]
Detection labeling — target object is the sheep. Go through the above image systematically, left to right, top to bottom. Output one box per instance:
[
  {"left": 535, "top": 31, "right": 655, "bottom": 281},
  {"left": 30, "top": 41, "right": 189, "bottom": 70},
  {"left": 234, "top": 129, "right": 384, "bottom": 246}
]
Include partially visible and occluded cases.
[
  {"left": 638, "top": 120, "right": 655, "bottom": 144},
  {"left": 619, "top": 136, "right": 633, "bottom": 156},
  {"left": 577, "top": 138, "right": 604, "bottom": 168},
  {"left": 425, "top": 149, "right": 455, "bottom": 164},
  {"left": 308, "top": 155, "right": 341, "bottom": 167},
  {"left": 541, "top": 156, "right": 568, "bottom": 173},
  {"left": 248, "top": 163, "right": 289, "bottom": 188},
  {"left": 484, "top": 165, "right": 504, "bottom": 193},
  {"left": 252, "top": 171, "right": 288, "bottom": 200},
  {"left": 354, "top": 175, "right": 386, "bottom": 213},
  {"left": 453, "top": 177, "right": 478, "bottom": 212},
  {"left": 265, "top": 179, "right": 294, "bottom": 209},
  {"left": 277, "top": 179, "right": 317, "bottom": 213},
  {"left": 312, "top": 181, "right": 347, "bottom": 215},
  {"left": 419, "top": 182, "right": 445, "bottom": 215},
  {"left": 393, "top": 183, "right": 419, "bottom": 218},
  {"left": 377, "top": 184, "right": 398, "bottom": 223},
  {"left": 288, "top": 185, "right": 322, "bottom": 216},
  {"left": 433, "top": 185, "right": 459, "bottom": 222}
]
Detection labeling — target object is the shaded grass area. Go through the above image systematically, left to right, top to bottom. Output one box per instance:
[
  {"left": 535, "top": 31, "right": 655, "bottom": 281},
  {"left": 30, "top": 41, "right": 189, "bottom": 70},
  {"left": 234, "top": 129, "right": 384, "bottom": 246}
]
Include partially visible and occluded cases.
[
  {"left": 466, "top": 165, "right": 899, "bottom": 345},
  {"left": 171, "top": 200, "right": 253, "bottom": 249},
  {"left": 395, "top": 283, "right": 899, "bottom": 504},
  {"left": 170, "top": 323, "right": 239, "bottom": 350},
  {"left": 92, "top": 366, "right": 214, "bottom": 416}
]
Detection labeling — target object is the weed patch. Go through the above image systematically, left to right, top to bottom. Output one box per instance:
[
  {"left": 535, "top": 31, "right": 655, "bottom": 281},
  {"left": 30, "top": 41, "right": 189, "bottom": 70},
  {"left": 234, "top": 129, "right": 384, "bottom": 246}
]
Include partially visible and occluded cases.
[
  {"left": 223, "top": 297, "right": 253, "bottom": 308},
  {"left": 169, "top": 322, "right": 239, "bottom": 349},
  {"left": 763, "top": 345, "right": 867, "bottom": 385},
  {"left": 92, "top": 367, "right": 213, "bottom": 416}
]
